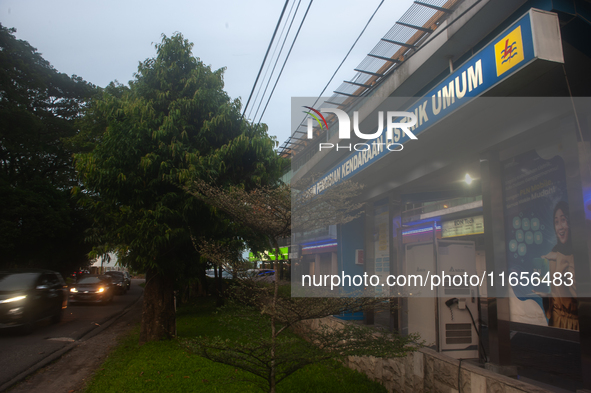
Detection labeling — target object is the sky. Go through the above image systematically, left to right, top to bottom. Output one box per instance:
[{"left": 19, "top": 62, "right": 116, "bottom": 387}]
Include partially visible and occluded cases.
[{"left": 0, "top": 0, "right": 414, "bottom": 147}]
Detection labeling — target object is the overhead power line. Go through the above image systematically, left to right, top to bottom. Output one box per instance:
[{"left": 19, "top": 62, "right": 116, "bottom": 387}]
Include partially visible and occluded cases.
[
  {"left": 242, "top": 0, "right": 290, "bottom": 118},
  {"left": 248, "top": 0, "right": 301, "bottom": 120},
  {"left": 251, "top": 0, "right": 303, "bottom": 122},
  {"left": 257, "top": 0, "right": 314, "bottom": 124},
  {"left": 304, "top": 0, "right": 385, "bottom": 121}
]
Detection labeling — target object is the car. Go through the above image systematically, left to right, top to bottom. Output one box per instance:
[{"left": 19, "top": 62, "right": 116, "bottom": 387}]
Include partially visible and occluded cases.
[
  {"left": 0, "top": 269, "right": 68, "bottom": 333},
  {"left": 205, "top": 269, "right": 233, "bottom": 279},
  {"left": 240, "top": 269, "right": 275, "bottom": 282},
  {"left": 254, "top": 269, "right": 275, "bottom": 283},
  {"left": 69, "top": 270, "right": 90, "bottom": 281},
  {"left": 104, "top": 271, "right": 127, "bottom": 294},
  {"left": 69, "top": 275, "right": 114, "bottom": 305}
]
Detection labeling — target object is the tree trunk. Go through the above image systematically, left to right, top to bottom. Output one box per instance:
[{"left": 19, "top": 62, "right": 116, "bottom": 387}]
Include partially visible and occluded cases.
[
  {"left": 269, "top": 238, "right": 281, "bottom": 393},
  {"left": 216, "top": 265, "right": 224, "bottom": 306},
  {"left": 197, "top": 266, "right": 207, "bottom": 297},
  {"left": 139, "top": 267, "right": 176, "bottom": 343}
]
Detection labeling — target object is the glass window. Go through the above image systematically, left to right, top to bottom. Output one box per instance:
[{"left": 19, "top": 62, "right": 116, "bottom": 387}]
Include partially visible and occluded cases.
[
  {"left": 0, "top": 273, "right": 39, "bottom": 291},
  {"left": 77, "top": 276, "right": 104, "bottom": 284}
]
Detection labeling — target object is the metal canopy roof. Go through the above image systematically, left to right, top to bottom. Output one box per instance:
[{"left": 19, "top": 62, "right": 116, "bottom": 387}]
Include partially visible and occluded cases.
[{"left": 279, "top": 0, "right": 462, "bottom": 158}]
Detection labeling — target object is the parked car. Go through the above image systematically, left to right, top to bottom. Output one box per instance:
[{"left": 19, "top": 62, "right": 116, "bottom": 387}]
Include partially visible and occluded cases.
[
  {"left": 0, "top": 269, "right": 67, "bottom": 333},
  {"left": 205, "top": 269, "right": 233, "bottom": 279},
  {"left": 240, "top": 269, "right": 276, "bottom": 282},
  {"left": 254, "top": 269, "right": 275, "bottom": 283},
  {"left": 104, "top": 271, "right": 127, "bottom": 294},
  {"left": 69, "top": 275, "right": 114, "bottom": 305}
]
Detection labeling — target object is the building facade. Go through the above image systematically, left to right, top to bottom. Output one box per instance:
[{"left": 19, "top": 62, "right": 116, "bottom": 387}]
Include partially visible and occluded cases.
[{"left": 286, "top": 0, "right": 591, "bottom": 390}]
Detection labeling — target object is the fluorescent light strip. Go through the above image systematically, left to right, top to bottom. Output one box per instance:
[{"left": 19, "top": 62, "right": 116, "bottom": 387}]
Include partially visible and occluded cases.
[
  {"left": 420, "top": 200, "right": 482, "bottom": 220},
  {"left": 402, "top": 226, "right": 442, "bottom": 236},
  {"left": 302, "top": 242, "right": 338, "bottom": 251}
]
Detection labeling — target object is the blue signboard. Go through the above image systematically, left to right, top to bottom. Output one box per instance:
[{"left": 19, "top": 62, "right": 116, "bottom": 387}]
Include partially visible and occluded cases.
[{"left": 310, "top": 10, "right": 540, "bottom": 194}]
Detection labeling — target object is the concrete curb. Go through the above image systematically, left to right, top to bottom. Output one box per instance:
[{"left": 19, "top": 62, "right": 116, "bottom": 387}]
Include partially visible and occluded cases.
[{"left": 0, "top": 288, "right": 143, "bottom": 392}]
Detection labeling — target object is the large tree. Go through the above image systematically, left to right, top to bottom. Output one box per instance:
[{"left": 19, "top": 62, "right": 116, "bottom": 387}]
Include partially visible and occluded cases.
[
  {"left": 0, "top": 24, "right": 96, "bottom": 271},
  {"left": 75, "top": 33, "right": 285, "bottom": 342}
]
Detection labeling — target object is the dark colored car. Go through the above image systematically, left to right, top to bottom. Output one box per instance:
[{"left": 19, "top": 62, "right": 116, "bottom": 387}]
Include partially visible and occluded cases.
[
  {"left": 0, "top": 270, "right": 68, "bottom": 333},
  {"left": 69, "top": 270, "right": 90, "bottom": 281},
  {"left": 104, "top": 271, "right": 127, "bottom": 294},
  {"left": 69, "top": 275, "right": 114, "bottom": 304}
]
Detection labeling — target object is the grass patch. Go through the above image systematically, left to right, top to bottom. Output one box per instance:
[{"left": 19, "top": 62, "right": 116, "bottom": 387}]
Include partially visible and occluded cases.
[{"left": 84, "top": 298, "right": 386, "bottom": 393}]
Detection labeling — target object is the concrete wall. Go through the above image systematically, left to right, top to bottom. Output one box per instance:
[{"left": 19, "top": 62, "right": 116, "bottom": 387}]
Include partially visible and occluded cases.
[{"left": 294, "top": 316, "right": 554, "bottom": 393}]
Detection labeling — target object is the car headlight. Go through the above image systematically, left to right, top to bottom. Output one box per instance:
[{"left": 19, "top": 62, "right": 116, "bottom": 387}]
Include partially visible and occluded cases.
[
  {"left": 98, "top": 287, "right": 105, "bottom": 293},
  {"left": 70, "top": 288, "right": 78, "bottom": 293},
  {"left": 0, "top": 295, "right": 27, "bottom": 304},
  {"left": 8, "top": 307, "right": 24, "bottom": 316}
]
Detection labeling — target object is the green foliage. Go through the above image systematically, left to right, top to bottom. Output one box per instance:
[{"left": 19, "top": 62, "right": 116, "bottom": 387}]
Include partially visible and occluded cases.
[
  {"left": 0, "top": 23, "right": 97, "bottom": 270},
  {"left": 75, "top": 33, "right": 285, "bottom": 276},
  {"left": 74, "top": 34, "right": 289, "bottom": 342},
  {"left": 186, "top": 167, "right": 409, "bottom": 392},
  {"left": 183, "top": 282, "right": 420, "bottom": 393},
  {"left": 83, "top": 300, "right": 387, "bottom": 393}
]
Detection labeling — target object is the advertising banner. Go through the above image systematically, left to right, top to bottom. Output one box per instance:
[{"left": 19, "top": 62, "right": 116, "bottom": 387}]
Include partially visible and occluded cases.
[{"left": 502, "top": 149, "right": 577, "bottom": 330}]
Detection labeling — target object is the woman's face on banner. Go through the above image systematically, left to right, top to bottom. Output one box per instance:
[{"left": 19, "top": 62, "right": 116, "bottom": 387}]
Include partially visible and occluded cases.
[{"left": 554, "top": 208, "right": 569, "bottom": 244}]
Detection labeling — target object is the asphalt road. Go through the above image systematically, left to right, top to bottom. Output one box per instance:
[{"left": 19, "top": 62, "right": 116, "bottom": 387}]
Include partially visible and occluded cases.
[{"left": 0, "top": 278, "right": 144, "bottom": 389}]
